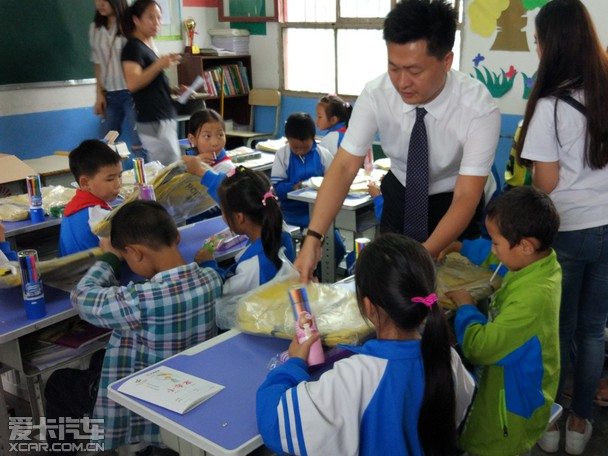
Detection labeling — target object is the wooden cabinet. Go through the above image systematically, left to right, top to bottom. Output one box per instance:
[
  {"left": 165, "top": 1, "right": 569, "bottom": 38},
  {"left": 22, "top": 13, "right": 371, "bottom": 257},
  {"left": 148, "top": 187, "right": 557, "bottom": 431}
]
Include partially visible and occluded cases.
[{"left": 177, "top": 54, "right": 252, "bottom": 126}]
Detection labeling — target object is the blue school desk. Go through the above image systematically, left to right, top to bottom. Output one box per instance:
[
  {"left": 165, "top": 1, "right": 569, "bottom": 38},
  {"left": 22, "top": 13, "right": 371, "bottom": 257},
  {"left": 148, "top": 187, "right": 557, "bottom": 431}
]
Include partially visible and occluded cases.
[
  {"left": 287, "top": 188, "right": 378, "bottom": 283},
  {"left": 0, "top": 215, "right": 240, "bottom": 451},
  {"left": 3, "top": 216, "right": 61, "bottom": 241},
  {"left": 0, "top": 284, "right": 103, "bottom": 451},
  {"left": 109, "top": 330, "right": 290, "bottom": 456}
]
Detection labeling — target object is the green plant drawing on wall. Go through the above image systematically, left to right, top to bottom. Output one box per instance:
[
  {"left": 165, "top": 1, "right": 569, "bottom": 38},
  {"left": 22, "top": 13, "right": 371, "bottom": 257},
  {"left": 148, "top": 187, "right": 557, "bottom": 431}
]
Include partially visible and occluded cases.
[
  {"left": 468, "top": 0, "right": 550, "bottom": 51},
  {"left": 473, "top": 65, "right": 517, "bottom": 98},
  {"left": 521, "top": 71, "right": 537, "bottom": 99}
]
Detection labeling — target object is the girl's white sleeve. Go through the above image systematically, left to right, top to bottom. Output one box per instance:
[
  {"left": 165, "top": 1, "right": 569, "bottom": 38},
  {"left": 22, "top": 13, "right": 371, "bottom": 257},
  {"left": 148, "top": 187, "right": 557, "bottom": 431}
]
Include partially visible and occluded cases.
[
  {"left": 319, "top": 133, "right": 338, "bottom": 156},
  {"left": 221, "top": 256, "right": 260, "bottom": 297},
  {"left": 275, "top": 355, "right": 385, "bottom": 456}
]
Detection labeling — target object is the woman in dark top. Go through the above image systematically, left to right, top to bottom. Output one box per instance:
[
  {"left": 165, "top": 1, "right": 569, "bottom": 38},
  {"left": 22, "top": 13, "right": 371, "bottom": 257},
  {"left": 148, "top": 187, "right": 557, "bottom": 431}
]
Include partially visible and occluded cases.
[{"left": 121, "top": 0, "right": 181, "bottom": 165}]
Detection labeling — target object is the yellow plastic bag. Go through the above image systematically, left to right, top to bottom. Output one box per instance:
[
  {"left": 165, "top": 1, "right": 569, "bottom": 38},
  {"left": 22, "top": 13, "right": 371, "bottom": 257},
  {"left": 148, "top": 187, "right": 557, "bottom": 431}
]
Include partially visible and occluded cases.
[
  {"left": 93, "top": 161, "right": 217, "bottom": 237},
  {"left": 0, "top": 186, "right": 76, "bottom": 221},
  {"left": 0, "top": 248, "right": 103, "bottom": 290},
  {"left": 232, "top": 252, "right": 373, "bottom": 347},
  {"left": 436, "top": 253, "right": 500, "bottom": 310}
]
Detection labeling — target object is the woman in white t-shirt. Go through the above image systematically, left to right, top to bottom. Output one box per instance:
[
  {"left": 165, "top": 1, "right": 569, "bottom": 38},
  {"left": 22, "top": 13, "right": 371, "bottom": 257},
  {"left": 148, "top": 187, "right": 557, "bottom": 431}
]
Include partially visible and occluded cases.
[
  {"left": 90, "top": 0, "right": 139, "bottom": 152},
  {"left": 516, "top": 1, "right": 608, "bottom": 454}
]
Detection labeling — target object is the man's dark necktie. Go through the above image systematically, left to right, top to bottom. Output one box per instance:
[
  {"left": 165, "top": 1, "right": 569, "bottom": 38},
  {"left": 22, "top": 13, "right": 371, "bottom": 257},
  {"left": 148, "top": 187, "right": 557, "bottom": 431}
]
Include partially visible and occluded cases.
[{"left": 403, "top": 107, "right": 429, "bottom": 242}]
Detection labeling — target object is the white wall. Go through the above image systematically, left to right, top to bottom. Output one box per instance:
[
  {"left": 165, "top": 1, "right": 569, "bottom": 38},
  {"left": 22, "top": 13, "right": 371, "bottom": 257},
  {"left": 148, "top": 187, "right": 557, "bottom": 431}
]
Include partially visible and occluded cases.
[
  {"left": 461, "top": 0, "right": 608, "bottom": 115},
  {"left": 250, "top": 23, "right": 280, "bottom": 88}
]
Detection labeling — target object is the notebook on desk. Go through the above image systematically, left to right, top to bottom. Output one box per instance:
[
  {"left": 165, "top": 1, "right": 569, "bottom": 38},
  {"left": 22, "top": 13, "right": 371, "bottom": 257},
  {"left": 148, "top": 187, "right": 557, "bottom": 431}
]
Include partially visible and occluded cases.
[{"left": 117, "top": 366, "right": 224, "bottom": 414}]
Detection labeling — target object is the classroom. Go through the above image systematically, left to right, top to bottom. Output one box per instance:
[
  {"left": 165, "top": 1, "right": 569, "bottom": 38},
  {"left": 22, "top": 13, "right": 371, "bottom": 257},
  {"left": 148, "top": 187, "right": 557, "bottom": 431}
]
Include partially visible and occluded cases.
[{"left": 1, "top": 0, "right": 608, "bottom": 455}]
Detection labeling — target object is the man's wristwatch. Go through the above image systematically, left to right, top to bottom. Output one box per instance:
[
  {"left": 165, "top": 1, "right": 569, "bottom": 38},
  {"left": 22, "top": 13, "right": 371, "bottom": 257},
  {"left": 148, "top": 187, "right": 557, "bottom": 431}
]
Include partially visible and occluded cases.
[{"left": 305, "top": 229, "right": 325, "bottom": 244}]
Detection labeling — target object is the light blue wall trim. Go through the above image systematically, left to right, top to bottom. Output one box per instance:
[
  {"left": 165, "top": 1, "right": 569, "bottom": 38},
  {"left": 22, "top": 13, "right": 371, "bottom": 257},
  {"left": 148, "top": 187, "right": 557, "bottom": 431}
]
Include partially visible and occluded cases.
[
  {"left": 2, "top": 98, "right": 521, "bottom": 187},
  {"left": 0, "top": 108, "right": 100, "bottom": 159}
]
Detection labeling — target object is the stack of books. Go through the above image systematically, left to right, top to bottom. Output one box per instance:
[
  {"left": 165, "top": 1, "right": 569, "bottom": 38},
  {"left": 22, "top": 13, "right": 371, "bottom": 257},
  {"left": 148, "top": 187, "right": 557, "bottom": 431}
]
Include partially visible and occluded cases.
[{"left": 199, "top": 63, "right": 250, "bottom": 97}]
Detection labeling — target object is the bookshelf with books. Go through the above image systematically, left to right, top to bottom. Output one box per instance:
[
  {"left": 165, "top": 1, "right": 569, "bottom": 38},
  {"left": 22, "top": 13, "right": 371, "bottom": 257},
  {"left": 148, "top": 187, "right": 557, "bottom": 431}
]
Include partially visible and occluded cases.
[{"left": 178, "top": 54, "right": 252, "bottom": 127}]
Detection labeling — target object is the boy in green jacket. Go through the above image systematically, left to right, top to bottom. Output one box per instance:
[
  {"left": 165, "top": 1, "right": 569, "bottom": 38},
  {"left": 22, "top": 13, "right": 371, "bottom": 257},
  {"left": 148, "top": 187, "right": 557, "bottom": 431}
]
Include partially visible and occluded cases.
[{"left": 448, "top": 186, "right": 561, "bottom": 456}]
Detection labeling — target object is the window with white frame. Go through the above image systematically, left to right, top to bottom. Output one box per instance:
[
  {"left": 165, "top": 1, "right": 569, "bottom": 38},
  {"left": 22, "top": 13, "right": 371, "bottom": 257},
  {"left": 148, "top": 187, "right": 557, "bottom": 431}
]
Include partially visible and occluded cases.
[{"left": 281, "top": 0, "right": 463, "bottom": 96}]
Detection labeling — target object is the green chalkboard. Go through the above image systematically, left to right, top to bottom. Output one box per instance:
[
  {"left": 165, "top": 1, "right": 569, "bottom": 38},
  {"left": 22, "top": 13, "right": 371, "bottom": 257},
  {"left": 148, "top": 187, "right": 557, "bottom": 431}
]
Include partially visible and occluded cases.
[{"left": 0, "top": 0, "right": 96, "bottom": 86}]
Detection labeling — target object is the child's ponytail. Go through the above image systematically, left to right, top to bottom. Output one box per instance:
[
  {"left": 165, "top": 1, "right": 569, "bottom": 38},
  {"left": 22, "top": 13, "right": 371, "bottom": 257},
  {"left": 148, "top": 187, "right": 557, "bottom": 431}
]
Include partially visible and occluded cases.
[
  {"left": 319, "top": 94, "right": 353, "bottom": 127},
  {"left": 218, "top": 168, "right": 284, "bottom": 269},
  {"left": 260, "top": 192, "right": 283, "bottom": 270},
  {"left": 354, "top": 234, "right": 457, "bottom": 456},
  {"left": 419, "top": 303, "right": 457, "bottom": 455}
]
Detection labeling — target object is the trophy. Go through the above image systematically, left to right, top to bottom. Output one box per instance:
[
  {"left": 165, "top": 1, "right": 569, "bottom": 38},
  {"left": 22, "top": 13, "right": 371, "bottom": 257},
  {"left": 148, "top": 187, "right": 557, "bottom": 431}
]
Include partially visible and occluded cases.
[{"left": 184, "top": 18, "right": 197, "bottom": 54}]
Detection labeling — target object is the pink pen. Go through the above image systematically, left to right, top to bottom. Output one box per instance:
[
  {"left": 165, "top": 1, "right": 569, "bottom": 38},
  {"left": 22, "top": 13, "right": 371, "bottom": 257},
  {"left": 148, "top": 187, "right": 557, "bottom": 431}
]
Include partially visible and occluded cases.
[{"left": 288, "top": 286, "right": 325, "bottom": 366}]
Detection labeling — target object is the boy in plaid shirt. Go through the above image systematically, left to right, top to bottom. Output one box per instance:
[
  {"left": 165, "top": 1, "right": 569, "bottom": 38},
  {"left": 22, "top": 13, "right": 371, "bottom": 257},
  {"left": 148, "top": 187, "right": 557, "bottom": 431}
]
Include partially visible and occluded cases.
[{"left": 71, "top": 200, "right": 222, "bottom": 450}]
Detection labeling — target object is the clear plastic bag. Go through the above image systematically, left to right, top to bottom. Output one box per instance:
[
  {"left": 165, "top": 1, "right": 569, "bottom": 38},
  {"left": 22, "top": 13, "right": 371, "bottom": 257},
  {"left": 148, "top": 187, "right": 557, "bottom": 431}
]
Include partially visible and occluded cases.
[
  {"left": 93, "top": 161, "right": 217, "bottom": 237},
  {"left": 0, "top": 185, "right": 76, "bottom": 221},
  {"left": 0, "top": 247, "right": 103, "bottom": 290},
  {"left": 226, "top": 250, "right": 373, "bottom": 346},
  {"left": 436, "top": 253, "right": 501, "bottom": 310}
]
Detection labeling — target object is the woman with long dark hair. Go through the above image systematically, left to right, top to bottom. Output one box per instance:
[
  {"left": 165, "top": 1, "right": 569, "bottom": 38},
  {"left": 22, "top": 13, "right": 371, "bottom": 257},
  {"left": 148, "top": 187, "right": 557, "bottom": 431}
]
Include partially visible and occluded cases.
[
  {"left": 90, "top": 0, "right": 139, "bottom": 150},
  {"left": 516, "top": 1, "right": 608, "bottom": 453}
]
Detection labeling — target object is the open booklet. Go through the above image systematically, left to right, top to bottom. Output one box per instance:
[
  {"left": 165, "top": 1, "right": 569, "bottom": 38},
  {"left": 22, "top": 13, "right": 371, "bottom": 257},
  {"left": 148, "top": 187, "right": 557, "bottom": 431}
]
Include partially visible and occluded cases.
[{"left": 117, "top": 366, "right": 224, "bottom": 414}]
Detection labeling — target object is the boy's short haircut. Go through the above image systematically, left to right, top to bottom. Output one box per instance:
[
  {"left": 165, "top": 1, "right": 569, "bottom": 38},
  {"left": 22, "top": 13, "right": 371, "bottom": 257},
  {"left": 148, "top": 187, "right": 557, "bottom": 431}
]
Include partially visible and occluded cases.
[
  {"left": 383, "top": 0, "right": 457, "bottom": 59},
  {"left": 284, "top": 113, "right": 316, "bottom": 141},
  {"left": 69, "top": 139, "right": 122, "bottom": 181},
  {"left": 486, "top": 186, "right": 560, "bottom": 251},
  {"left": 110, "top": 200, "right": 179, "bottom": 250}
]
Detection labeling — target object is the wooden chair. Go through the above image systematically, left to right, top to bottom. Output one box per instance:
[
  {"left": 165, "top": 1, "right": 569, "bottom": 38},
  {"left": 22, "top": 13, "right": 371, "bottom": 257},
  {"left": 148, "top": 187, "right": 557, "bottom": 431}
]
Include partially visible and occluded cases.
[{"left": 225, "top": 88, "right": 281, "bottom": 147}]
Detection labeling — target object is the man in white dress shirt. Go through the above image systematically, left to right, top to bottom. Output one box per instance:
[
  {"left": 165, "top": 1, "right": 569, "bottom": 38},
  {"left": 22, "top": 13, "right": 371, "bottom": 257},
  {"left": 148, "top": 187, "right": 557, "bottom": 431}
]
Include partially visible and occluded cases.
[{"left": 296, "top": 0, "right": 500, "bottom": 280}]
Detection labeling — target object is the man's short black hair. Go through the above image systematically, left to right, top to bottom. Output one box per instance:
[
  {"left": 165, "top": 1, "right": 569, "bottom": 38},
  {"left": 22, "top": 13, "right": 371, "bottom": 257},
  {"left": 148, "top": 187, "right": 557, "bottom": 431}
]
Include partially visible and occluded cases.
[
  {"left": 383, "top": 0, "right": 457, "bottom": 59},
  {"left": 284, "top": 113, "right": 316, "bottom": 141},
  {"left": 69, "top": 139, "right": 122, "bottom": 181},
  {"left": 486, "top": 186, "right": 560, "bottom": 251},
  {"left": 110, "top": 200, "right": 179, "bottom": 250}
]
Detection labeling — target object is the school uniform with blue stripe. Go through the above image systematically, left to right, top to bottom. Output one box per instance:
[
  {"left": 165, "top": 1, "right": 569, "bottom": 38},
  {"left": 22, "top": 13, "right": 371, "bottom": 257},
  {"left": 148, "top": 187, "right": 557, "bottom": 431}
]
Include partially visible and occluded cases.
[
  {"left": 319, "top": 121, "right": 347, "bottom": 156},
  {"left": 270, "top": 143, "right": 334, "bottom": 227},
  {"left": 201, "top": 233, "right": 295, "bottom": 297},
  {"left": 256, "top": 339, "right": 475, "bottom": 456}
]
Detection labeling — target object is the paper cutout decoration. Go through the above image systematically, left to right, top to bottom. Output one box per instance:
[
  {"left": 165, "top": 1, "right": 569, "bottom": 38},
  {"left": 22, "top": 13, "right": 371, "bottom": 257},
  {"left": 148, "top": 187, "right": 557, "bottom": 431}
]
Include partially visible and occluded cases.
[
  {"left": 468, "top": 0, "right": 550, "bottom": 51},
  {"left": 473, "top": 53, "right": 486, "bottom": 67},
  {"left": 472, "top": 65, "right": 518, "bottom": 98},
  {"left": 521, "top": 71, "right": 537, "bottom": 99}
]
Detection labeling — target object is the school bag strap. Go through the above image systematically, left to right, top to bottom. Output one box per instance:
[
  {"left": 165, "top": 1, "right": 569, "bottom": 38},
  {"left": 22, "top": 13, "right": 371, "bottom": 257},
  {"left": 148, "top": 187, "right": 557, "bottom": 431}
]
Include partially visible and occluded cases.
[
  {"left": 553, "top": 92, "right": 587, "bottom": 147},
  {"left": 558, "top": 93, "right": 587, "bottom": 116}
]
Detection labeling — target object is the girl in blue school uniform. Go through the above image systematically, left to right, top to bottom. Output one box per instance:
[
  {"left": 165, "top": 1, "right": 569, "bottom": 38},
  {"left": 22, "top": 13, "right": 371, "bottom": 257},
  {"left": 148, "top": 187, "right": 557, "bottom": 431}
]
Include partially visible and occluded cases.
[
  {"left": 315, "top": 94, "right": 353, "bottom": 156},
  {"left": 184, "top": 109, "right": 236, "bottom": 223},
  {"left": 186, "top": 109, "right": 236, "bottom": 175},
  {"left": 184, "top": 160, "right": 295, "bottom": 297},
  {"left": 256, "top": 234, "right": 475, "bottom": 456}
]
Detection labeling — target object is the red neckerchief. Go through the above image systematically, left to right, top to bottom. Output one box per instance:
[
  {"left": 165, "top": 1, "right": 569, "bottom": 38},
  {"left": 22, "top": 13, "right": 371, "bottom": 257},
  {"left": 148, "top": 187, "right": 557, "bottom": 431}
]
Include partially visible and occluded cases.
[{"left": 64, "top": 189, "right": 112, "bottom": 217}]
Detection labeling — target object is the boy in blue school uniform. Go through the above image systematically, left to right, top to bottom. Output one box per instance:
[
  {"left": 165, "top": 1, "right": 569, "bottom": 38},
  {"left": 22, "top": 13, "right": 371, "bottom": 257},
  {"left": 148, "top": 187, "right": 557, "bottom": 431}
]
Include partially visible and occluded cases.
[
  {"left": 270, "top": 113, "right": 346, "bottom": 266},
  {"left": 271, "top": 113, "right": 334, "bottom": 227},
  {"left": 59, "top": 139, "right": 122, "bottom": 256}
]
